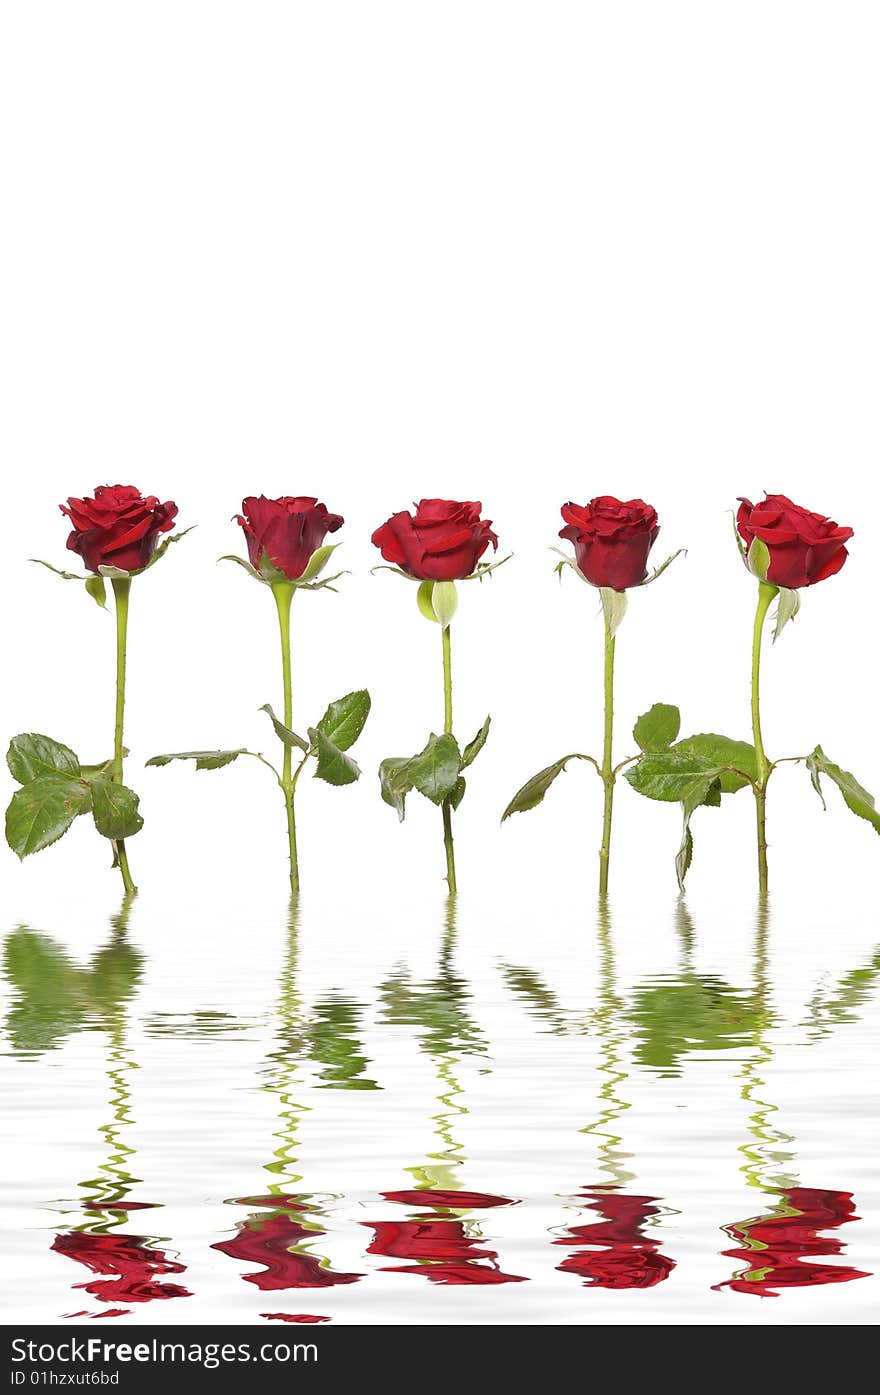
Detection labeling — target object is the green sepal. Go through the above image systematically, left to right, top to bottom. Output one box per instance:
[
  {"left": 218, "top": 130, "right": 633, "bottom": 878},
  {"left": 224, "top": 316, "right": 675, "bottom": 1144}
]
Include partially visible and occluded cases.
[
  {"left": 143, "top": 526, "right": 196, "bottom": 571},
  {"left": 746, "top": 535, "right": 771, "bottom": 580},
  {"left": 299, "top": 542, "right": 340, "bottom": 583},
  {"left": 219, "top": 554, "right": 264, "bottom": 581},
  {"left": 85, "top": 576, "right": 107, "bottom": 607},
  {"left": 417, "top": 580, "right": 439, "bottom": 622},
  {"left": 431, "top": 580, "right": 458, "bottom": 628},
  {"left": 773, "top": 586, "right": 801, "bottom": 642},
  {"left": 599, "top": 587, "right": 628, "bottom": 635}
]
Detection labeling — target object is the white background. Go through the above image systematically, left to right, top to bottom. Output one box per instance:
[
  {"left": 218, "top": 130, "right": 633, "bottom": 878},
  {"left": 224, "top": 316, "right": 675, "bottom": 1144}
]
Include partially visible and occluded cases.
[
  {"left": 2, "top": 1, "right": 879, "bottom": 911},
  {"left": 1, "top": 2, "right": 879, "bottom": 1328}
]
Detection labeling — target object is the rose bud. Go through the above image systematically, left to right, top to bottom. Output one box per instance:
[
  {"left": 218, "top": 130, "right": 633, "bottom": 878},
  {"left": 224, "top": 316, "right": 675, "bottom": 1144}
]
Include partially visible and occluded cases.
[
  {"left": 61, "top": 485, "right": 178, "bottom": 574},
  {"left": 736, "top": 493, "right": 853, "bottom": 588},
  {"left": 235, "top": 496, "right": 344, "bottom": 580},
  {"left": 559, "top": 496, "right": 659, "bottom": 590},
  {"left": 371, "top": 499, "right": 497, "bottom": 581}
]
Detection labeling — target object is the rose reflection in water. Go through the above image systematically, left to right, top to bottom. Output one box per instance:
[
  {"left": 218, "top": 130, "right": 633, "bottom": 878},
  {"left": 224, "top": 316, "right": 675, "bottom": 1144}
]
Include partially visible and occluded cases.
[
  {"left": 2, "top": 907, "right": 194, "bottom": 1318},
  {"left": 365, "top": 1189, "right": 526, "bottom": 1286},
  {"left": 554, "top": 1189, "right": 675, "bottom": 1290},
  {"left": 715, "top": 1189, "right": 870, "bottom": 1297},
  {"left": 53, "top": 1228, "right": 190, "bottom": 1306}
]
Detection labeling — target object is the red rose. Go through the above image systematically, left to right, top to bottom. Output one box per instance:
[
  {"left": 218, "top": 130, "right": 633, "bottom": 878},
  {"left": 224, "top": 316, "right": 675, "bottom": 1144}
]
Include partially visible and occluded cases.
[
  {"left": 61, "top": 485, "right": 178, "bottom": 574},
  {"left": 736, "top": 493, "right": 853, "bottom": 588},
  {"left": 236, "top": 496, "right": 344, "bottom": 580},
  {"left": 559, "top": 496, "right": 659, "bottom": 590},
  {"left": 371, "top": 499, "right": 497, "bottom": 581}
]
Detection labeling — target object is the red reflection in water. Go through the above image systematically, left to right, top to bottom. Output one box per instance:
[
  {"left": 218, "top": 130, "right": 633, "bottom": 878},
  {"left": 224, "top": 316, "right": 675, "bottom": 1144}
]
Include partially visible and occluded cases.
[
  {"left": 554, "top": 1187, "right": 675, "bottom": 1290},
  {"left": 716, "top": 1187, "right": 870, "bottom": 1297},
  {"left": 364, "top": 1188, "right": 526, "bottom": 1285},
  {"left": 213, "top": 1194, "right": 362, "bottom": 1291},
  {"left": 53, "top": 1231, "right": 191, "bottom": 1305},
  {"left": 63, "top": 1309, "right": 131, "bottom": 1320},
  {"left": 261, "top": 1313, "right": 331, "bottom": 1323}
]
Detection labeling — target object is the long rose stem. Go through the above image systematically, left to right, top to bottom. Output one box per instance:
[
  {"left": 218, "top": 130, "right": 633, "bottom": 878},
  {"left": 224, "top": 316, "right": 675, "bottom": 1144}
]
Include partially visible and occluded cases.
[
  {"left": 111, "top": 577, "right": 136, "bottom": 897},
  {"left": 441, "top": 623, "right": 457, "bottom": 895}
]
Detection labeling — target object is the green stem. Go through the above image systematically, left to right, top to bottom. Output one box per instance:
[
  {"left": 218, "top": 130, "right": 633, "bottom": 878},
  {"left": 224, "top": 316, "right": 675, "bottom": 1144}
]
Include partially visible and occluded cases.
[
  {"left": 111, "top": 578, "right": 135, "bottom": 897},
  {"left": 750, "top": 581, "right": 777, "bottom": 898},
  {"left": 273, "top": 582, "right": 299, "bottom": 895},
  {"left": 598, "top": 614, "right": 616, "bottom": 897},
  {"left": 441, "top": 623, "right": 457, "bottom": 895}
]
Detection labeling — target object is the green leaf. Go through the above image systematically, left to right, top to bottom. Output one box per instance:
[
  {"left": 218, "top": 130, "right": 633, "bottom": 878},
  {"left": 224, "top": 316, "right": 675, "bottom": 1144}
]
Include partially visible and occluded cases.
[
  {"left": 144, "top": 526, "right": 196, "bottom": 571},
  {"left": 747, "top": 535, "right": 770, "bottom": 580},
  {"left": 298, "top": 542, "right": 340, "bottom": 582},
  {"left": 97, "top": 565, "right": 131, "bottom": 579},
  {"left": 85, "top": 576, "right": 107, "bottom": 608},
  {"left": 417, "top": 579, "right": 439, "bottom": 622},
  {"left": 431, "top": 580, "right": 458, "bottom": 628},
  {"left": 599, "top": 586, "right": 628, "bottom": 635},
  {"left": 773, "top": 586, "right": 801, "bottom": 642},
  {"left": 316, "top": 690, "right": 371, "bottom": 751},
  {"left": 259, "top": 704, "right": 310, "bottom": 752},
  {"left": 633, "top": 704, "right": 680, "bottom": 753},
  {"left": 461, "top": 715, "right": 491, "bottom": 769},
  {"left": 308, "top": 728, "right": 361, "bottom": 786},
  {"left": 7, "top": 733, "right": 80, "bottom": 785},
  {"left": 408, "top": 733, "right": 462, "bottom": 805},
  {"left": 673, "top": 734, "right": 757, "bottom": 793},
  {"left": 806, "top": 746, "right": 880, "bottom": 835},
  {"left": 146, "top": 749, "right": 247, "bottom": 770},
  {"left": 624, "top": 750, "right": 727, "bottom": 803},
  {"left": 502, "top": 754, "right": 594, "bottom": 821},
  {"left": 379, "top": 757, "right": 415, "bottom": 821},
  {"left": 449, "top": 775, "right": 466, "bottom": 810},
  {"left": 5, "top": 776, "right": 92, "bottom": 858},
  {"left": 90, "top": 781, "right": 144, "bottom": 840},
  {"left": 675, "top": 781, "right": 721, "bottom": 891}
]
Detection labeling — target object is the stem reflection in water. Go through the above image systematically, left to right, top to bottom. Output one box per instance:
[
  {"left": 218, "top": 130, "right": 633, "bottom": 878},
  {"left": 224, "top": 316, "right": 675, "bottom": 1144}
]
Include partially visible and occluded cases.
[
  {"left": 368, "top": 897, "right": 525, "bottom": 1285},
  {"left": 4, "top": 898, "right": 191, "bottom": 1316},
  {"left": 212, "top": 900, "right": 368, "bottom": 1318},
  {"left": 714, "top": 900, "right": 870, "bottom": 1298}
]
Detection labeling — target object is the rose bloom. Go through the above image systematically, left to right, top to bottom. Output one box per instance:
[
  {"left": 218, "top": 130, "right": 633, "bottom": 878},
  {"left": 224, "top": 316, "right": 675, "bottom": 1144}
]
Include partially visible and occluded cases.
[
  {"left": 61, "top": 485, "right": 177, "bottom": 574},
  {"left": 737, "top": 493, "right": 853, "bottom": 588},
  {"left": 236, "top": 496, "right": 343, "bottom": 580},
  {"left": 559, "top": 496, "right": 659, "bottom": 590},
  {"left": 372, "top": 499, "right": 497, "bottom": 581}
]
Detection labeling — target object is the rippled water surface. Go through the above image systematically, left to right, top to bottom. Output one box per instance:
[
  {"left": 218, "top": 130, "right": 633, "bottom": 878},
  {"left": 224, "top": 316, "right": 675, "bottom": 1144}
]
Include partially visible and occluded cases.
[{"left": 2, "top": 885, "right": 878, "bottom": 1325}]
